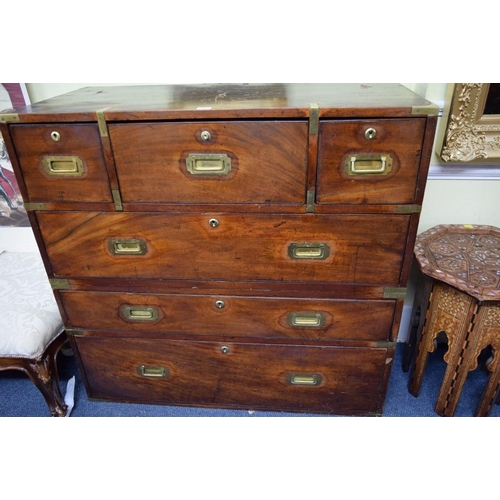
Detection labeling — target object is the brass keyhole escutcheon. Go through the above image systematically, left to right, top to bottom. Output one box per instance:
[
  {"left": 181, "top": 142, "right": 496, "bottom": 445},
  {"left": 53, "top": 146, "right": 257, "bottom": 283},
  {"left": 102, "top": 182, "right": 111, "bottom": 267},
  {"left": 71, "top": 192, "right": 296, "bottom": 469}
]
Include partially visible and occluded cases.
[
  {"left": 365, "top": 128, "right": 377, "bottom": 140},
  {"left": 201, "top": 130, "right": 211, "bottom": 141},
  {"left": 51, "top": 131, "right": 61, "bottom": 142},
  {"left": 209, "top": 218, "right": 219, "bottom": 228},
  {"left": 215, "top": 300, "right": 225, "bottom": 309},
  {"left": 220, "top": 346, "right": 230, "bottom": 354}
]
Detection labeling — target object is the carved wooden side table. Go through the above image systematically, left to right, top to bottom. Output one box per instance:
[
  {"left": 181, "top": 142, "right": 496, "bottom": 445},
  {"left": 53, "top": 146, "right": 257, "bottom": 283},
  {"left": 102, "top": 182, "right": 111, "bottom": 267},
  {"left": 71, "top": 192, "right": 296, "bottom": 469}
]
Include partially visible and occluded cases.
[{"left": 406, "top": 224, "right": 500, "bottom": 417}]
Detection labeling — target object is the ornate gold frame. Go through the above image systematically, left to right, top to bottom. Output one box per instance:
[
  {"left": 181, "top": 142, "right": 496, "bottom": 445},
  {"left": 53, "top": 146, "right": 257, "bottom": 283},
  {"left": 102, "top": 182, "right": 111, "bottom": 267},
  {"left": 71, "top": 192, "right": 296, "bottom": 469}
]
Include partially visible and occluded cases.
[{"left": 441, "top": 83, "right": 500, "bottom": 162}]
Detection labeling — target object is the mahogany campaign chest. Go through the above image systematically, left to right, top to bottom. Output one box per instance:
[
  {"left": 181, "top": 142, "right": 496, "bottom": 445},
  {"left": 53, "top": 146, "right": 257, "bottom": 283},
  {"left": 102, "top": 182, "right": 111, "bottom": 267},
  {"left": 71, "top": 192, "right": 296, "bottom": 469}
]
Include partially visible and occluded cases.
[{"left": 1, "top": 83, "right": 438, "bottom": 415}]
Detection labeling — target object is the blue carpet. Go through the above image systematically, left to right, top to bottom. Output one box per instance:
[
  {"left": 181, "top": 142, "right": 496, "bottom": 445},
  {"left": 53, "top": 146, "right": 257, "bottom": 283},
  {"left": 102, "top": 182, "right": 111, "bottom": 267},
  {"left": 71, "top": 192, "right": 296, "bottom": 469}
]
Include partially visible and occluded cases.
[{"left": 1, "top": 343, "right": 498, "bottom": 417}]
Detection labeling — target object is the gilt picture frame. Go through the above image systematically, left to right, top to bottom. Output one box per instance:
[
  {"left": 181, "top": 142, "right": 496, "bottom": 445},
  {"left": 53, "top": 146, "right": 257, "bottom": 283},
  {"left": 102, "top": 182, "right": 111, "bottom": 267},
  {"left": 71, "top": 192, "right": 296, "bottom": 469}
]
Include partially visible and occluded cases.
[{"left": 440, "top": 83, "right": 500, "bottom": 163}]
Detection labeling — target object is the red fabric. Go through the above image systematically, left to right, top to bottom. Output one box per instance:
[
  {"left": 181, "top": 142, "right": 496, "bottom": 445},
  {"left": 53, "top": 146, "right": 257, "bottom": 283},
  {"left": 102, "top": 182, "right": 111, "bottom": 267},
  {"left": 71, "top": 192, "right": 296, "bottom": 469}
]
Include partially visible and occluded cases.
[{"left": 1, "top": 83, "right": 28, "bottom": 108}]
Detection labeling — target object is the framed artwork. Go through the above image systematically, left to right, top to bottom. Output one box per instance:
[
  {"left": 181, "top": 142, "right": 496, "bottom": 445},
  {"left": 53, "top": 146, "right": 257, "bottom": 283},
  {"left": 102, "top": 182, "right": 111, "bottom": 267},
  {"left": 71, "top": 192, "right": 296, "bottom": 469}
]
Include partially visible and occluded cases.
[
  {"left": 0, "top": 83, "right": 29, "bottom": 227},
  {"left": 441, "top": 83, "right": 500, "bottom": 162}
]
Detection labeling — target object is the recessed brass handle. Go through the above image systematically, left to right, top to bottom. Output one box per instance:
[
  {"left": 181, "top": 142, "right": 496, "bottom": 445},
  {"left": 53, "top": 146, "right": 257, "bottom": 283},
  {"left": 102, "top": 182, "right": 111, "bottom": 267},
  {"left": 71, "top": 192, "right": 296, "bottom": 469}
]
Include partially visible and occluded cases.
[
  {"left": 186, "top": 153, "right": 231, "bottom": 175},
  {"left": 345, "top": 154, "right": 393, "bottom": 176},
  {"left": 42, "top": 155, "right": 84, "bottom": 176},
  {"left": 108, "top": 238, "right": 147, "bottom": 255},
  {"left": 288, "top": 243, "right": 330, "bottom": 260},
  {"left": 121, "top": 305, "right": 159, "bottom": 322},
  {"left": 287, "top": 312, "right": 326, "bottom": 328},
  {"left": 137, "top": 365, "right": 169, "bottom": 378},
  {"left": 287, "top": 373, "right": 322, "bottom": 386}
]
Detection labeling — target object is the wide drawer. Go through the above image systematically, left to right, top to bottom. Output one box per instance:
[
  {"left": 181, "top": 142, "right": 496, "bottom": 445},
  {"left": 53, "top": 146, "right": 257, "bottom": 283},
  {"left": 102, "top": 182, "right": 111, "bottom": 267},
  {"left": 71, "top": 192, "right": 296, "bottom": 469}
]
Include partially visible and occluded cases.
[
  {"left": 317, "top": 119, "right": 425, "bottom": 205},
  {"left": 108, "top": 121, "right": 308, "bottom": 204},
  {"left": 10, "top": 124, "right": 112, "bottom": 203},
  {"left": 38, "top": 212, "right": 410, "bottom": 285},
  {"left": 60, "top": 290, "right": 395, "bottom": 341},
  {"left": 74, "top": 336, "right": 391, "bottom": 414}
]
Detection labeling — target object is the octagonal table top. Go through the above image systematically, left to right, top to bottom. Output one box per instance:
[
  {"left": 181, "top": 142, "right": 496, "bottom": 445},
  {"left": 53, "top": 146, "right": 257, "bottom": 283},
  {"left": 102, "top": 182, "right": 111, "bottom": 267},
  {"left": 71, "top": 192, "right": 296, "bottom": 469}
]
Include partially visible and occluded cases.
[{"left": 414, "top": 224, "right": 500, "bottom": 301}]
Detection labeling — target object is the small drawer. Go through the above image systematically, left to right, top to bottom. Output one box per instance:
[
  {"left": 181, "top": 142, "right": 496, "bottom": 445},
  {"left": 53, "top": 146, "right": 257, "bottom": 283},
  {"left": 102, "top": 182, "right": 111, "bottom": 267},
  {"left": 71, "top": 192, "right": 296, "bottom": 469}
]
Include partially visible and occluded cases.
[
  {"left": 317, "top": 119, "right": 426, "bottom": 205},
  {"left": 108, "top": 121, "right": 308, "bottom": 204},
  {"left": 10, "top": 124, "right": 112, "bottom": 203},
  {"left": 38, "top": 212, "right": 410, "bottom": 285},
  {"left": 60, "top": 290, "right": 396, "bottom": 341},
  {"left": 74, "top": 336, "right": 391, "bottom": 414}
]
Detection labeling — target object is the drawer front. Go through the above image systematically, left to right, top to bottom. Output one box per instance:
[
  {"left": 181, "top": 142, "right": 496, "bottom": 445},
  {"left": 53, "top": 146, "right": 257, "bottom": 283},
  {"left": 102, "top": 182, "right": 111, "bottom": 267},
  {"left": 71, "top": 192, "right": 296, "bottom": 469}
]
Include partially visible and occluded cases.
[
  {"left": 317, "top": 119, "right": 425, "bottom": 205},
  {"left": 109, "top": 121, "right": 308, "bottom": 204},
  {"left": 10, "top": 124, "right": 112, "bottom": 203},
  {"left": 38, "top": 212, "right": 410, "bottom": 285},
  {"left": 61, "top": 291, "right": 395, "bottom": 341},
  {"left": 75, "top": 336, "right": 389, "bottom": 414}
]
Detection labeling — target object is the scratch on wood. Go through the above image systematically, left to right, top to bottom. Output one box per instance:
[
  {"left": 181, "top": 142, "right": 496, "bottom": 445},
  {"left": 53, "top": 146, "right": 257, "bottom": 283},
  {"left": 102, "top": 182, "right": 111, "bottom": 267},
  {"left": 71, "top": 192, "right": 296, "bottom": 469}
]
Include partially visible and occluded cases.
[{"left": 215, "top": 92, "right": 227, "bottom": 103}]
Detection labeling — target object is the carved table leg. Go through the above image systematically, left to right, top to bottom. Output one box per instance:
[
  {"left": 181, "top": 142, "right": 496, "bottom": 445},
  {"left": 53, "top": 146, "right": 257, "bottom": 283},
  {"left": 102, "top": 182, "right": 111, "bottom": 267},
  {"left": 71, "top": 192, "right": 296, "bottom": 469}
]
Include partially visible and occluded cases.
[
  {"left": 403, "top": 272, "right": 433, "bottom": 373},
  {"left": 408, "top": 281, "right": 441, "bottom": 397},
  {"left": 408, "top": 282, "right": 476, "bottom": 417},
  {"left": 433, "top": 288, "right": 478, "bottom": 417},
  {"left": 473, "top": 303, "right": 500, "bottom": 417}
]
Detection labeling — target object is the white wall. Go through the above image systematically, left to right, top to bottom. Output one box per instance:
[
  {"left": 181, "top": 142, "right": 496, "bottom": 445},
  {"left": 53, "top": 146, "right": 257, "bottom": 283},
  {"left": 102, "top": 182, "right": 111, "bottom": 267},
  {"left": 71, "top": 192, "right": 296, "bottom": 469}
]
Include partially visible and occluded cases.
[{"left": 9, "top": 84, "right": 500, "bottom": 341}]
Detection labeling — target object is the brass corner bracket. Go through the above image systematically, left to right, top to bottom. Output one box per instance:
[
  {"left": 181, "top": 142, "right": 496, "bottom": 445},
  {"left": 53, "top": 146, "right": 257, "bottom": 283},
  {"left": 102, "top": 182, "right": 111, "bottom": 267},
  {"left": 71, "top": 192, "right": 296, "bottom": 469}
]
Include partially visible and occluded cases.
[
  {"left": 309, "top": 103, "right": 319, "bottom": 135},
  {"left": 411, "top": 103, "right": 439, "bottom": 116},
  {"left": 96, "top": 109, "right": 109, "bottom": 137},
  {"left": 0, "top": 113, "right": 20, "bottom": 123},
  {"left": 49, "top": 278, "right": 70, "bottom": 290},
  {"left": 383, "top": 287, "right": 407, "bottom": 299}
]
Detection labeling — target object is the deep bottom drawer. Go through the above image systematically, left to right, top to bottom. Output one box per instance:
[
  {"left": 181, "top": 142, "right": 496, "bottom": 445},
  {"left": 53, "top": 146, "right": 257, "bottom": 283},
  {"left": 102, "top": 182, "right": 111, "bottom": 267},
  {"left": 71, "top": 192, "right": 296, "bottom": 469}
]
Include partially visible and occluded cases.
[{"left": 75, "top": 336, "right": 392, "bottom": 415}]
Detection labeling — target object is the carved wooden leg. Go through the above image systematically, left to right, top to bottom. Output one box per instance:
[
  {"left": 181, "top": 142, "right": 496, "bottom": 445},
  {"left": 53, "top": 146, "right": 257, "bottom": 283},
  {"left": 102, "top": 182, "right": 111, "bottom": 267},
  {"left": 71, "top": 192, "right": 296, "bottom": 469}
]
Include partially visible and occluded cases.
[
  {"left": 403, "top": 272, "right": 433, "bottom": 373},
  {"left": 408, "top": 282, "right": 477, "bottom": 417},
  {"left": 408, "top": 282, "right": 440, "bottom": 397},
  {"left": 432, "top": 287, "right": 477, "bottom": 417},
  {"left": 473, "top": 303, "right": 500, "bottom": 417},
  {"left": 24, "top": 332, "right": 68, "bottom": 417},
  {"left": 475, "top": 360, "right": 500, "bottom": 416}
]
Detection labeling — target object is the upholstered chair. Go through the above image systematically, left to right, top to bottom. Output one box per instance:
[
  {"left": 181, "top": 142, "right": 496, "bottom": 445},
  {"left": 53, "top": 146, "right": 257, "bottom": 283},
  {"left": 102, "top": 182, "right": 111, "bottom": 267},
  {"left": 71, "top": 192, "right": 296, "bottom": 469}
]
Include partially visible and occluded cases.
[{"left": 0, "top": 251, "right": 67, "bottom": 416}]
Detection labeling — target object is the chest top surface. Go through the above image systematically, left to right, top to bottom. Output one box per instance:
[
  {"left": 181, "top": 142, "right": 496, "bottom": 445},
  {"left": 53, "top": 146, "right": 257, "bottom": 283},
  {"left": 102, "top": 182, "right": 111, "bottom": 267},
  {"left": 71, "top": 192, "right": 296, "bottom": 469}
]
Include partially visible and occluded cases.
[
  {"left": 2, "top": 83, "right": 437, "bottom": 122},
  {"left": 415, "top": 224, "right": 500, "bottom": 301}
]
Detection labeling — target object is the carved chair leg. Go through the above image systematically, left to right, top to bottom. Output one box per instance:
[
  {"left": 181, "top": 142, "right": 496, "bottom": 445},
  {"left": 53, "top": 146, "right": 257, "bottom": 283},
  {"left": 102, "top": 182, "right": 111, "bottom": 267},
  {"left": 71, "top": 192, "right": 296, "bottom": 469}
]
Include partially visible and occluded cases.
[{"left": 24, "top": 332, "right": 68, "bottom": 417}]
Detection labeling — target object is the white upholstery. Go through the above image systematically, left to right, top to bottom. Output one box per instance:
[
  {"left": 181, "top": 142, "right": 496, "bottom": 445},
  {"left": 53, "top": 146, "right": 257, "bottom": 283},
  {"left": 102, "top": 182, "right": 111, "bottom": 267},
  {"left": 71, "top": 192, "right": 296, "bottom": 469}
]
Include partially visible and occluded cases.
[{"left": 0, "top": 251, "right": 63, "bottom": 358}]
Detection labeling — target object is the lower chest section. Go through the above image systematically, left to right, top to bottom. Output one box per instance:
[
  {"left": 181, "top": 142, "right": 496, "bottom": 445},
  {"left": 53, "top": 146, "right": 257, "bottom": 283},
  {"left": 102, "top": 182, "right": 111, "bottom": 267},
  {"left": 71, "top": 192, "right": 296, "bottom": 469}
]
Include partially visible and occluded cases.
[{"left": 74, "top": 335, "right": 393, "bottom": 415}]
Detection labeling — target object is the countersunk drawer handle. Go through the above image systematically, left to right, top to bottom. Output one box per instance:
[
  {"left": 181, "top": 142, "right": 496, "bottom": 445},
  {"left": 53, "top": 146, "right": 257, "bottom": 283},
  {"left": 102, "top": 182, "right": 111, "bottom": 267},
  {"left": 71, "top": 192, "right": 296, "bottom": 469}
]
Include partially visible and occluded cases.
[
  {"left": 186, "top": 153, "right": 231, "bottom": 175},
  {"left": 345, "top": 154, "right": 393, "bottom": 176},
  {"left": 42, "top": 155, "right": 84, "bottom": 176},
  {"left": 108, "top": 238, "right": 148, "bottom": 255},
  {"left": 288, "top": 243, "right": 330, "bottom": 260},
  {"left": 121, "top": 305, "right": 159, "bottom": 322},
  {"left": 287, "top": 312, "right": 326, "bottom": 328},
  {"left": 137, "top": 365, "right": 169, "bottom": 378},
  {"left": 287, "top": 373, "right": 322, "bottom": 386}
]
